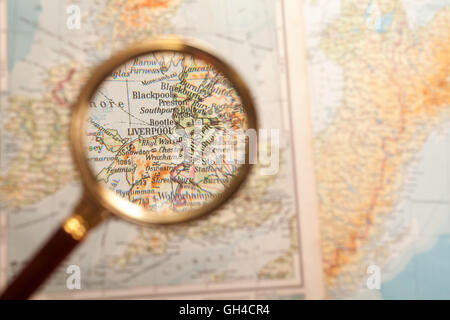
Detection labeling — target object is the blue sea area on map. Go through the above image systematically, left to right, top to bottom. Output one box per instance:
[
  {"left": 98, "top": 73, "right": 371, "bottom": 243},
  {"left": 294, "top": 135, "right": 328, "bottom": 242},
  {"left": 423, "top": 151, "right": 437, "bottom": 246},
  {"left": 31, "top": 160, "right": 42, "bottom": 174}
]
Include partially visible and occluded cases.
[
  {"left": 7, "top": 0, "right": 42, "bottom": 70},
  {"left": 363, "top": 1, "right": 393, "bottom": 33},
  {"left": 374, "top": 12, "right": 393, "bottom": 33},
  {"left": 382, "top": 233, "right": 450, "bottom": 299}
]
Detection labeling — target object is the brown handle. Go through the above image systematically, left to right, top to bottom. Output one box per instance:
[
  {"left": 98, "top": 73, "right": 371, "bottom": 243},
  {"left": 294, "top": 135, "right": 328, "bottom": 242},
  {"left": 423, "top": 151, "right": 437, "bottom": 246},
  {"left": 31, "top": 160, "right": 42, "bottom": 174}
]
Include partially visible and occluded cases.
[
  {"left": 0, "top": 198, "right": 107, "bottom": 300},
  {"left": 0, "top": 225, "right": 83, "bottom": 300}
]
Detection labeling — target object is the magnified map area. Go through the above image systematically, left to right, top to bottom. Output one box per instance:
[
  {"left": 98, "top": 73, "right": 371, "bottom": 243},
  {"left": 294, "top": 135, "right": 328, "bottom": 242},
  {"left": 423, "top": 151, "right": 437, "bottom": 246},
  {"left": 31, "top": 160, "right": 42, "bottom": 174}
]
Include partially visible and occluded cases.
[{"left": 85, "top": 52, "right": 250, "bottom": 215}]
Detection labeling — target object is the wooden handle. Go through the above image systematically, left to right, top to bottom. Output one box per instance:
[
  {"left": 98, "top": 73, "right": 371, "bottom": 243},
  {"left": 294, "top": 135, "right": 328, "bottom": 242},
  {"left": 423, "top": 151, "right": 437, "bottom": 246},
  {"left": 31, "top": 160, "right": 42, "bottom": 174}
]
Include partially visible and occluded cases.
[
  {"left": 0, "top": 199, "right": 107, "bottom": 300},
  {"left": 0, "top": 225, "right": 83, "bottom": 300}
]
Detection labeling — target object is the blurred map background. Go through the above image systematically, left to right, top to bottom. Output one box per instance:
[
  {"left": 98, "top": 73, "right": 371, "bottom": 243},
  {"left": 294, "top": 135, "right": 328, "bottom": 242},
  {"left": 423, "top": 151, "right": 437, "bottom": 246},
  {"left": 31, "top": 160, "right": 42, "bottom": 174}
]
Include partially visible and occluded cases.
[
  {"left": 1, "top": 0, "right": 449, "bottom": 299},
  {"left": 305, "top": 0, "right": 450, "bottom": 299}
]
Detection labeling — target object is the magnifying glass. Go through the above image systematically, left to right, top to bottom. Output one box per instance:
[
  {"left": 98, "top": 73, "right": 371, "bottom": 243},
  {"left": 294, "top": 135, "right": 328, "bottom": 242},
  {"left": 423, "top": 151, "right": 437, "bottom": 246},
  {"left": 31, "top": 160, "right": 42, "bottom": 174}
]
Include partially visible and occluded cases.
[{"left": 0, "top": 36, "right": 257, "bottom": 300}]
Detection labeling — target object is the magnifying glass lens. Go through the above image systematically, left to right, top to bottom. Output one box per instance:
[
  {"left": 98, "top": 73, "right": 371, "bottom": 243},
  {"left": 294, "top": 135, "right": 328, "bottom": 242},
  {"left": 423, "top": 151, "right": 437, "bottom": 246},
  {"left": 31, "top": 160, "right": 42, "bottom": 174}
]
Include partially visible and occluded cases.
[{"left": 84, "top": 50, "right": 251, "bottom": 221}]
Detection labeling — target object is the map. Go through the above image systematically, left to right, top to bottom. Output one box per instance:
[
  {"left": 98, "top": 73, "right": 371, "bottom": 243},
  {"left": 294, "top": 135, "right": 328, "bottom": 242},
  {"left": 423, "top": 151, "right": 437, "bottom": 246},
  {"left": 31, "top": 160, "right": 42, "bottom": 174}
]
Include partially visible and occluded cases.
[
  {"left": 0, "top": 0, "right": 323, "bottom": 299},
  {"left": 6, "top": 0, "right": 448, "bottom": 301},
  {"left": 305, "top": 0, "right": 450, "bottom": 298},
  {"left": 86, "top": 52, "right": 249, "bottom": 217}
]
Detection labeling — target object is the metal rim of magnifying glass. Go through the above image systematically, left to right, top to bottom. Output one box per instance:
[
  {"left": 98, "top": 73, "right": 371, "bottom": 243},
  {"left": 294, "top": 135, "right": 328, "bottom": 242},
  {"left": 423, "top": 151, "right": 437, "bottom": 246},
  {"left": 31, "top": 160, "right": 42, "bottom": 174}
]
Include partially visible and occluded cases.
[{"left": 70, "top": 36, "right": 258, "bottom": 226}]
